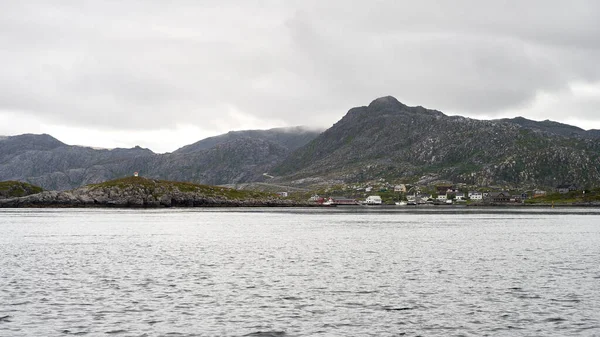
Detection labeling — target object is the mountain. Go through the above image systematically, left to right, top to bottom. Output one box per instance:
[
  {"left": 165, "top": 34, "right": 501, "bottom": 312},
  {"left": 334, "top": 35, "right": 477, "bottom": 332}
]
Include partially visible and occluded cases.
[
  {"left": 273, "top": 96, "right": 600, "bottom": 188},
  {"left": 3, "top": 97, "right": 600, "bottom": 191},
  {"left": 497, "top": 117, "right": 600, "bottom": 139},
  {"left": 174, "top": 126, "right": 322, "bottom": 154},
  {"left": 0, "top": 127, "right": 322, "bottom": 190},
  {"left": 0, "top": 133, "right": 65, "bottom": 162},
  {"left": 0, "top": 134, "right": 156, "bottom": 190},
  {"left": 127, "top": 137, "right": 291, "bottom": 185}
]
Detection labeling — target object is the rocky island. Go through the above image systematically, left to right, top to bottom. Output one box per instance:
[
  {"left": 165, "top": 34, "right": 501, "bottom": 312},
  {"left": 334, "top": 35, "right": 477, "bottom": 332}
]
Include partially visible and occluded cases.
[{"left": 0, "top": 177, "right": 303, "bottom": 208}]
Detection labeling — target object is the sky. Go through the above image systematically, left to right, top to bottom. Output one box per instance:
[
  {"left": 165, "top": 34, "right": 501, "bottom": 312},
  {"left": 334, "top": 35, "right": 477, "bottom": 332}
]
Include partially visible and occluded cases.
[{"left": 1, "top": 1, "right": 599, "bottom": 153}]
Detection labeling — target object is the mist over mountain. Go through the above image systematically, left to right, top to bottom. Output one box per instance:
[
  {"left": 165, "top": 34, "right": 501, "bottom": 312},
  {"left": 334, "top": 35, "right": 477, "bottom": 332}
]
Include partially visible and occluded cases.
[{"left": 174, "top": 126, "right": 322, "bottom": 154}]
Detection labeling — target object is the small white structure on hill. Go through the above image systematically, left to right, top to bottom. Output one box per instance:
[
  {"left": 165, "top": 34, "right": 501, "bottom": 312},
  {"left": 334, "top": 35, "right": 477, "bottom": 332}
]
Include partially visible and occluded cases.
[{"left": 133, "top": 172, "right": 139, "bottom": 177}]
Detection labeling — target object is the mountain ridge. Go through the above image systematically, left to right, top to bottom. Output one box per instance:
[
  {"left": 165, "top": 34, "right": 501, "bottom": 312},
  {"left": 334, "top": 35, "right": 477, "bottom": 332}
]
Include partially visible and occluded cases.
[
  {"left": 2, "top": 96, "right": 600, "bottom": 190},
  {"left": 272, "top": 96, "right": 600, "bottom": 188},
  {"left": 0, "top": 127, "right": 321, "bottom": 190}
]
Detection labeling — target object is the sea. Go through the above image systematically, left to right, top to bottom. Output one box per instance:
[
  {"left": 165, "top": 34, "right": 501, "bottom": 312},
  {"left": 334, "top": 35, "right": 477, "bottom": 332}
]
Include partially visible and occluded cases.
[{"left": 1, "top": 207, "right": 599, "bottom": 337}]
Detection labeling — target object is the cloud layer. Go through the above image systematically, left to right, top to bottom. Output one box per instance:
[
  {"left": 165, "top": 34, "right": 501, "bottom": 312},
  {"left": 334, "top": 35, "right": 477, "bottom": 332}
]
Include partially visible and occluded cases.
[{"left": 1, "top": 1, "right": 599, "bottom": 151}]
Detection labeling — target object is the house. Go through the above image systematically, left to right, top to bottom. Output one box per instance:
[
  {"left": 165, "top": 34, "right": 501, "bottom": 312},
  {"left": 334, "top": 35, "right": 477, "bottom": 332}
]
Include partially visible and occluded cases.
[
  {"left": 394, "top": 184, "right": 407, "bottom": 193},
  {"left": 556, "top": 184, "right": 577, "bottom": 194},
  {"left": 365, "top": 186, "right": 373, "bottom": 193},
  {"left": 533, "top": 190, "right": 547, "bottom": 198},
  {"left": 468, "top": 191, "right": 483, "bottom": 201},
  {"left": 488, "top": 191, "right": 511, "bottom": 203},
  {"left": 276, "top": 192, "right": 288, "bottom": 197},
  {"left": 455, "top": 192, "right": 466, "bottom": 201},
  {"left": 437, "top": 194, "right": 447, "bottom": 201},
  {"left": 308, "top": 195, "right": 324, "bottom": 203},
  {"left": 365, "top": 195, "right": 382, "bottom": 205},
  {"left": 326, "top": 197, "right": 359, "bottom": 205}
]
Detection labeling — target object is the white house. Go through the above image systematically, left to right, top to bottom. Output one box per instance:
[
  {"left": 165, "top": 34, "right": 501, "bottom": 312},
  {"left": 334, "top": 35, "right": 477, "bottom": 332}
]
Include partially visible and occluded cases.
[
  {"left": 365, "top": 186, "right": 373, "bottom": 193},
  {"left": 468, "top": 191, "right": 483, "bottom": 201},
  {"left": 455, "top": 192, "right": 466, "bottom": 201},
  {"left": 437, "top": 194, "right": 447, "bottom": 201},
  {"left": 365, "top": 195, "right": 382, "bottom": 204}
]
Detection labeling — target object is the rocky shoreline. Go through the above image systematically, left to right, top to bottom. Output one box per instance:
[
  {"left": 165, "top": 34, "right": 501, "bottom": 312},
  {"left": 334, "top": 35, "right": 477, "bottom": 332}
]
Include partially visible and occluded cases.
[{"left": 0, "top": 177, "right": 309, "bottom": 208}]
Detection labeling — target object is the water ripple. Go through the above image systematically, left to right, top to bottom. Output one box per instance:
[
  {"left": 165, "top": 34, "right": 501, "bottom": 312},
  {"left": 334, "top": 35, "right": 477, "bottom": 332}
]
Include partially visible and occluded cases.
[{"left": 1, "top": 208, "right": 600, "bottom": 336}]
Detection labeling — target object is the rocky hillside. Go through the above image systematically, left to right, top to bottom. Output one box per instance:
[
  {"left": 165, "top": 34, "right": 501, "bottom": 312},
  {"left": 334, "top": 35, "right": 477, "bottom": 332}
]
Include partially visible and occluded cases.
[
  {"left": 273, "top": 96, "right": 600, "bottom": 188},
  {"left": 3, "top": 97, "right": 600, "bottom": 190},
  {"left": 497, "top": 117, "right": 600, "bottom": 139},
  {"left": 174, "top": 126, "right": 322, "bottom": 154},
  {"left": 0, "top": 127, "right": 321, "bottom": 190},
  {"left": 0, "top": 134, "right": 155, "bottom": 190},
  {"left": 129, "top": 137, "right": 291, "bottom": 185},
  {"left": 0, "top": 177, "right": 299, "bottom": 208},
  {"left": 0, "top": 181, "right": 43, "bottom": 199}
]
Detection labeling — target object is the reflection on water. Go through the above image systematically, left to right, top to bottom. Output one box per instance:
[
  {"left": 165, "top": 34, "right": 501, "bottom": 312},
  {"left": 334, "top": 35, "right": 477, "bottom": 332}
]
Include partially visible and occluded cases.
[{"left": 1, "top": 208, "right": 599, "bottom": 336}]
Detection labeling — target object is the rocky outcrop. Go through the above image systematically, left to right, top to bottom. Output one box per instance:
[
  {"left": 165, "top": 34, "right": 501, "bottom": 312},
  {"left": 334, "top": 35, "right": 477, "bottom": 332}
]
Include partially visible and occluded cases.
[{"left": 0, "top": 177, "right": 304, "bottom": 208}]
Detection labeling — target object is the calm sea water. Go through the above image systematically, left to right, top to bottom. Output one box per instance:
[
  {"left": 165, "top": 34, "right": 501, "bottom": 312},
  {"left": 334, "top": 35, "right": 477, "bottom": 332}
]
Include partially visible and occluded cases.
[{"left": 1, "top": 207, "right": 600, "bottom": 337}]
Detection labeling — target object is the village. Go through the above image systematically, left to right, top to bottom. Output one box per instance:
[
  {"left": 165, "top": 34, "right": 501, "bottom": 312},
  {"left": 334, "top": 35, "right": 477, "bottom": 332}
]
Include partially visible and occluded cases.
[{"left": 283, "top": 181, "right": 591, "bottom": 206}]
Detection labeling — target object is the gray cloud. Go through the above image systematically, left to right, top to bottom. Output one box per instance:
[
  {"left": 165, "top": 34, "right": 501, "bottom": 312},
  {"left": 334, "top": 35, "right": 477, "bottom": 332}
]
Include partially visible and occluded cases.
[{"left": 1, "top": 0, "right": 599, "bottom": 139}]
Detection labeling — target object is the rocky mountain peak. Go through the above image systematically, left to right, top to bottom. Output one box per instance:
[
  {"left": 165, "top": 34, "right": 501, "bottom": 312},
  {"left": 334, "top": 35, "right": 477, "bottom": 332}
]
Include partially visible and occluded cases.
[
  {"left": 274, "top": 96, "right": 600, "bottom": 188},
  {"left": 367, "top": 96, "right": 406, "bottom": 112},
  {"left": 1, "top": 133, "right": 64, "bottom": 149}
]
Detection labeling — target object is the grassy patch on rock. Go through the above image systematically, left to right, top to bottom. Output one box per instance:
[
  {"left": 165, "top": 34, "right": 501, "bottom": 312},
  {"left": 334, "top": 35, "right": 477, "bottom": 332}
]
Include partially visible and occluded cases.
[
  {"left": 88, "top": 176, "right": 274, "bottom": 200},
  {"left": 0, "top": 181, "right": 44, "bottom": 198}
]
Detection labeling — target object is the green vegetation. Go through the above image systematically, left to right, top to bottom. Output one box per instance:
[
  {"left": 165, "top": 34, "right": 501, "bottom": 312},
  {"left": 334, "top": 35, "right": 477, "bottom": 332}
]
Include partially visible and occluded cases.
[
  {"left": 88, "top": 176, "right": 274, "bottom": 200},
  {"left": 0, "top": 181, "right": 43, "bottom": 198},
  {"left": 524, "top": 190, "right": 600, "bottom": 205}
]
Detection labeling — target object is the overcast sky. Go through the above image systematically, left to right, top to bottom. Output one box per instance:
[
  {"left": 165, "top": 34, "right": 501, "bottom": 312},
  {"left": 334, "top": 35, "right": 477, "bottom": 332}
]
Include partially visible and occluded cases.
[{"left": 1, "top": 1, "right": 599, "bottom": 152}]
